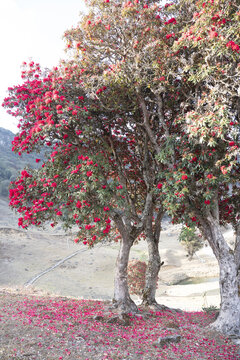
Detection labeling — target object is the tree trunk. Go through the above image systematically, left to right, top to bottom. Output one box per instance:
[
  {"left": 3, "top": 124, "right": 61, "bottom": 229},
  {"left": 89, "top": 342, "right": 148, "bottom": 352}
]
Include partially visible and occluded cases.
[
  {"left": 141, "top": 209, "right": 163, "bottom": 307},
  {"left": 201, "top": 216, "right": 240, "bottom": 336},
  {"left": 234, "top": 224, "right": 240, "bottom": 297},
  {"left": 113, "top": 235, "right": 138, "bottom": 313},
  {"left": 141, "top": 237, "right": 161, "bottom": 306},
  {"left": 213, "top": 254, "right": 240, "bottom": 336}
]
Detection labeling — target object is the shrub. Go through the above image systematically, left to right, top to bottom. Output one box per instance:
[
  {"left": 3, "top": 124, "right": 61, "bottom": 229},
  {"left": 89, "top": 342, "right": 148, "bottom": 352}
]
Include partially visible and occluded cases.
[
  {"left": 179, "top": 225, "right": 204, "bottom": 260},
  {"left": 127, "top": 260, "right": 147, "bottom": 296}
]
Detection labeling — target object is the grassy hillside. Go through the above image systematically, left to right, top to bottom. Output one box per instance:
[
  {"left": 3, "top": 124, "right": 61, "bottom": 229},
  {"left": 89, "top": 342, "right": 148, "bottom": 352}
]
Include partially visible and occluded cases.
[{"left": 0, "top": 127, "right": 40, "bottom": 198}]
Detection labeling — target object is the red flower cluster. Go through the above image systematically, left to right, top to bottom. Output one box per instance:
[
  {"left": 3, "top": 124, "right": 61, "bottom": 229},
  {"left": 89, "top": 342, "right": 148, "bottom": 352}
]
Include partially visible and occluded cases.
[
  {"left": 165, "top": 17, "right": 177, "bottom": 25},
  {"left": 226, "top": 41, "right": 239, "bottom": 52}
]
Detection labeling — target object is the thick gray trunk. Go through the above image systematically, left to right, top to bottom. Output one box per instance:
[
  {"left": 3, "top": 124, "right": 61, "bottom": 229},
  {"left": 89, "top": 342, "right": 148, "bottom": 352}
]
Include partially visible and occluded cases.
[
  {"left": 202, "top": 216, "right": 240, "bottom": 336},
  {"left": 235, "top": 224, "right": 240, "bottom": 295},
  {"left": 113, "top": 236, "right": 138, "bottom": 313},
  {"left": 142, "top": 238, "right": 161, "bottom": 306},
  {"left": 213, "top": 255, "right": 240, "bottom": 336}
]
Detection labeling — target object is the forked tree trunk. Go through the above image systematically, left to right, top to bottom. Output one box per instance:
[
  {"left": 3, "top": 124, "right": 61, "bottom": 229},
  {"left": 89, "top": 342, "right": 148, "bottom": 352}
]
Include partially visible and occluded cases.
[
  {"left": 202, "top": 216, "right": 240, "bottom": 336},
  {"left": 113, "top": 234, "right": 138, "bottom": 313}
]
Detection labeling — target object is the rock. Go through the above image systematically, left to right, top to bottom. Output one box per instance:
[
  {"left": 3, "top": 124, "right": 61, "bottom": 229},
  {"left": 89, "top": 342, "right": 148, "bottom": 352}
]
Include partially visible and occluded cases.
[
  {"left": 154, "top": 334, "right": 181, "bottom": 347},
  {"left": 22, "top": 353, "right": 35, "bottom": 357}
]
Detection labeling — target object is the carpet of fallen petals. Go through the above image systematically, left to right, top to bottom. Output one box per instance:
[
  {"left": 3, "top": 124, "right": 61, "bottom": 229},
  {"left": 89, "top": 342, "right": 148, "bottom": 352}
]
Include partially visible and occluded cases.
[{"left": 0, "top": 291, "right": 239, "bottom": 360}]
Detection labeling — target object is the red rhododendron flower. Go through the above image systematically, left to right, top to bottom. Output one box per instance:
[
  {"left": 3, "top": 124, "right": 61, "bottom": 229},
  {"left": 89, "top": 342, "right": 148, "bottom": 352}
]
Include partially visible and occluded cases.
[
  {"left": 165, "top": 17, "right": 177, "bottom": 25},
  {"left": 209, "top": 30, "right": 218, "bottom": 38},
  {"left": 166, "top": 33, "right": 175, "bottom": 39},
  {"left": 226, "top": 41, "right": 240, "bottom": 52},
  {"left": 35, "top": 158, "right": 41, "bottom": 163},
  {"left": 221, "top": 166, "right": 228, "bottom": 175},
  {"left": 181, "top": 174, "right": 188, "bottom": 180},
  {"left": 207, "top": 174, "right": 213, "bottom": 179},
  {"left": 157, "top": 183, "right": 163, "bottom": 189},
  {"left": 204, "top": 200, "right": 210, "bottom": 205},
  {"left": 76, "top": 201, "right": 82, "bottom": 208},
  {"left": 103, "top": 224, "right": 111, "bottom": 234}
]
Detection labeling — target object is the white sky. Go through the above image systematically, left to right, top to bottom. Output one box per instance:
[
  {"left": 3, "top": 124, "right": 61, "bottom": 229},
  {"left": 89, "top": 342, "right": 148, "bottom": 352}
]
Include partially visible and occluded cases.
[{"left": 0, "top": 0, "right": 86, "bottom": 133}]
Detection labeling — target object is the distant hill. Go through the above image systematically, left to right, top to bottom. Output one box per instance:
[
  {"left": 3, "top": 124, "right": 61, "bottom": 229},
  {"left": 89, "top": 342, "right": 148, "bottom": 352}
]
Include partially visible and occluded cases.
[{"left": 0, "top": 127, "right": 40, "bottom": 198}]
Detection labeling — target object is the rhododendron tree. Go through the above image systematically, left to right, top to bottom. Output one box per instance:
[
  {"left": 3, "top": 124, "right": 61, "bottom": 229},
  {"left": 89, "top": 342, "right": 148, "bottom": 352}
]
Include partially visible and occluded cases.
[
  {"left": 62, "top": 0, "right": 186, "bottom": 307},
  {"left": 155, "top": 0, "right": 240, "bottom": 336},
  {"left": 3, "top": 61, "right": 165, "bottom": 312}
]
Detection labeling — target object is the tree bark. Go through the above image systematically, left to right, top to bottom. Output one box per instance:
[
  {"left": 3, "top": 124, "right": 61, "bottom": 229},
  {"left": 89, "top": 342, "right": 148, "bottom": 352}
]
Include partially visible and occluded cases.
[
  {"left": 141, "top": 209, "right": 163, "bottom": 307},
  {"left": 202, "top": 215, "right": 240, "bottom": 336},
  {"left": 234, "top": 224, "right": 240, "bottom": 297},
  {"left": 113, "top": 232, "right": 138, "bottom": 313},
  {"left": 141, "top": 237, "right": 161, "bottom": 306},
  {"left": 214, "top": 254, "right": 240, "bottom": 336}
]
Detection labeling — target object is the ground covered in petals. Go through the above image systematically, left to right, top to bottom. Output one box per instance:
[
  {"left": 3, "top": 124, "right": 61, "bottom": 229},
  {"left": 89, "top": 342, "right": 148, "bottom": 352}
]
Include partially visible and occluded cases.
[{"left": 0, "top": 290, "right": 239, "bottom": 360}]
